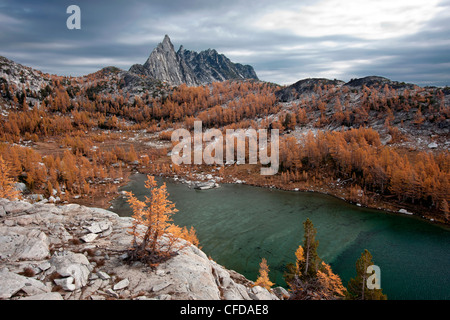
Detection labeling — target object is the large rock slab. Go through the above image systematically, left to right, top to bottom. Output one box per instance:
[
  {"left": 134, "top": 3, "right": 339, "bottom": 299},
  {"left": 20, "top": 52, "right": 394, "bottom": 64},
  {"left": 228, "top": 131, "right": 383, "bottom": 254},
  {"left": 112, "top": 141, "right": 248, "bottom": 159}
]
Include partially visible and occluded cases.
[
  {"left": 0, "top": 199, "right": 280, "bottom": 300},
  {"left": 1, "top": 200, "right": 33, "bottom": 215},
  {"left": 0, "top": 227, "right": 49, "bottom": 261},
  {"left": 49, "top": 251, "right": 91, "bottom": 289},
  {"left": 0, "top": 268, "right": 50, "bottom": 299},
  {"left": 54, "top": 277, "right": 76, "bottom": 291},
  {"left": 248, "top": 285, "right": 279, "bottom": 300},
  {"left": 19, "top": 292, "right": 63, "bottom": 300}
]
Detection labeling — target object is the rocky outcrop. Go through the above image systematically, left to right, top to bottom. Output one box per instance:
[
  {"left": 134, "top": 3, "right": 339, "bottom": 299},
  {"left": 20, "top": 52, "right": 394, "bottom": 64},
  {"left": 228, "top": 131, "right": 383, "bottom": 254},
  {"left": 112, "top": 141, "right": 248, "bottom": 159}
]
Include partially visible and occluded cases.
[
  {"left": 129, "top": 35, "right": 258, "bottom": 86},
  {"left": 130, "top": 35, "right": 199, "bottom": 86},
  {"left": 178, "top": 47, "right": 259, "bottom": 85},
  {"left": 0, "top": 56, "right": 52, "bottom": 107},
  {"left": 275, "top": 76, "right": 419, "bottom": 102},
  {"left": 344, "top": 76, "right": 416, "bottom": 90},
  {"left": 275, "top": 78, "right": 345, "bottom": 102},
  {"left": 193, "top": 181, "right": 220, "bottom": 190},
  {"left": 0, "top": 198, "right": 283, "bottom": 300}
]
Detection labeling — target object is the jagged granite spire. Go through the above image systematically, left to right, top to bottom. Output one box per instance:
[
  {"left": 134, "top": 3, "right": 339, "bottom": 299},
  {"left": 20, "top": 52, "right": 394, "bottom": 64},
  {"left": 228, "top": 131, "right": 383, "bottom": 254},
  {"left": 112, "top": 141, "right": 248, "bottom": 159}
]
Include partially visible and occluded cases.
[
  {"left": 129, "top": 35, "right": 258, "bottom": 86},
  {"left": 140, "top": 35, "right": 198, "bottom": 86}
]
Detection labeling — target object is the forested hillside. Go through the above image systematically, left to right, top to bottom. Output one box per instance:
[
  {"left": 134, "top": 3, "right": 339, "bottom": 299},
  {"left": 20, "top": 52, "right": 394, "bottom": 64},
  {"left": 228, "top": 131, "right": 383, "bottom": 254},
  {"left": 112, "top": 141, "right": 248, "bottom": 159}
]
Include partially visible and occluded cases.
[{"left": 1, "top": 55, "right": 449, "bottom": 223}]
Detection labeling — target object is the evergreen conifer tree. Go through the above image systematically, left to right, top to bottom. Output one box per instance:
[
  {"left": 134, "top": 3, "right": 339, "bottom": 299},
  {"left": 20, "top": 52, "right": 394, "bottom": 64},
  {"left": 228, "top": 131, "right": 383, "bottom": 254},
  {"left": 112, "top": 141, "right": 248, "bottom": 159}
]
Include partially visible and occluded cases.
[{"left": 346, "top": 249, "right": 387, "bottom": 300}]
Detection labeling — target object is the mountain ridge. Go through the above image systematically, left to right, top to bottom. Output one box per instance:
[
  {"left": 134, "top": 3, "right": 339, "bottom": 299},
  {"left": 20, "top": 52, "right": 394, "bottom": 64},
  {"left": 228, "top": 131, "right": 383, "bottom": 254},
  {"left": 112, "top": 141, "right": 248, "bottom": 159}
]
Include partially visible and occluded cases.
[
  {"left": 128, "top": 35, "right": 259, "bottom": 86},
  {"left": 2, "top": 53, "right": 444, "bottom": 94},
  {"left": 274, "top": 76, "right": 423, "bottom": 102}
]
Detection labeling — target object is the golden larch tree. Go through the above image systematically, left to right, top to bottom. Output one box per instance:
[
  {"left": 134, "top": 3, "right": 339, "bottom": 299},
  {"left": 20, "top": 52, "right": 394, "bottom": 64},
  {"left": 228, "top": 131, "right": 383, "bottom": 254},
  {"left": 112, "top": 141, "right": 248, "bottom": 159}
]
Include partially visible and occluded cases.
[
  {"left": 0, "top": 156, "right": 20, "bottom": 200},
  {"left": 125, "top": 175, "right": 199, "bottom": 265},
  {"left": 294, "top": 245, "right": 305, "bottom": 276},
  {"left": 254, "top": 258, "right": 274, "bottom": 290},
  {"left": 317, "top": 261, "right": 347, "bottom": 298}
]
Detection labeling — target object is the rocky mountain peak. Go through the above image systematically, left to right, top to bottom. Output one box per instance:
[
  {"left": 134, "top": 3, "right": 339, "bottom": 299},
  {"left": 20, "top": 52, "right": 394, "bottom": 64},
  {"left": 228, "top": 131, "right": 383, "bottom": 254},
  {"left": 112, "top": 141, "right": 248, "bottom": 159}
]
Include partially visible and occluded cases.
[
  {"left": 158, "top": 34, "right": 175, "bottom": 52},
  {"left": 162, "top": 34, "right": 171, "bottom": 43},
  {"left": 129, "top": 35, "right": 258, "bottom": 86}
]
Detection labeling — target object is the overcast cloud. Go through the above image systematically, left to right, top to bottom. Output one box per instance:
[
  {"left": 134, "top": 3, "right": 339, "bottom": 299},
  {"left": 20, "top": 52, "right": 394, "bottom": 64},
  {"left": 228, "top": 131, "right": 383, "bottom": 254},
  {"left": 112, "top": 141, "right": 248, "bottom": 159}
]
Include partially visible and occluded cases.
[{"left": 1, "top": 0, "right": 449, "bottom": 86}]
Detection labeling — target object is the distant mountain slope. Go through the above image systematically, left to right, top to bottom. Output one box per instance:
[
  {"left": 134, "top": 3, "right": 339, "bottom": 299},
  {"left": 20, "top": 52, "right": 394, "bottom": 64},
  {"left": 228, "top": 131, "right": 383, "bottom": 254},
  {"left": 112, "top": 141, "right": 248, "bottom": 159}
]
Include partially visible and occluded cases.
[
  {"left": 129, "top": 35, "right": 258, "bottom": 86},
  {"left": 0, "top": 56, "right": 52, "bottom": 95},
  {"left": 273, "top": 75, "right": 449, "bottom": 148},
  {"left": 275, "top": 76, "right": 420, "bottom": 102},
  {"left": 344, "top": 76, "right": 416, "bottom": 90},
  {"left": 275, "top": 78, "right": 345, "bottom": 102}
]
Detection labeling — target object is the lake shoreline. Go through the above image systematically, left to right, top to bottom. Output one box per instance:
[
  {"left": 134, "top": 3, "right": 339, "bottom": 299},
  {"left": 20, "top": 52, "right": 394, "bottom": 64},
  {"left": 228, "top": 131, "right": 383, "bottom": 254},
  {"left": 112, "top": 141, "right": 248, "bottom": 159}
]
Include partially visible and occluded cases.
[
  {"left": 68, "top": 157, "right": 449, "bottom": 230},
  {"left": 112, "top": 168, "right": 450, "bottom": 230},
  {"left": 107, "top": 171, "right": 450, "bottom": 300}
]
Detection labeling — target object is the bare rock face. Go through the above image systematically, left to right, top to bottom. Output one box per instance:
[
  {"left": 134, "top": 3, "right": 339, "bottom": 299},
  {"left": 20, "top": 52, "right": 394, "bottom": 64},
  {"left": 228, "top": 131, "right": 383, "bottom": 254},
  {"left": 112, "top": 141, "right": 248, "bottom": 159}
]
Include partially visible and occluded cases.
[
  {"left": 129, "top": 35, "right": 258, "bottom": 86},
  {"left": 131, "top": 35, "right": 198, "bottom": 86},
  {"left": 178, "top": 47, "right": 258, "bottom": 85},
  {"left": 275, "top": 78, "right": 345, "bottom": 102},
  {"left": 0, "top": 199, "right": 283, "bottom": 300},
  {"left": 0, "top": 226, "right": 49, "bottom": 261},
  {"left": 49, "top": 251, "right": 91, "bottom": 289},
  {"left": 0, "top": 268, "right": 50, "bottom": 299},
  {"left": 19, "top": 292, "right": 63, "bottom": 300}
]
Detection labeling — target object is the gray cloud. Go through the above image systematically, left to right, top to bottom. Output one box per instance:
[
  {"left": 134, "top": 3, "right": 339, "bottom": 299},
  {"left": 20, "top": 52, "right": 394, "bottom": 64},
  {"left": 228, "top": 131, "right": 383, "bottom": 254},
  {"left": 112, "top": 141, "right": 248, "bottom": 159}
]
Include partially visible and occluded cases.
[{"left": 0, "top": 0, "right": 449, "bottom": 86}]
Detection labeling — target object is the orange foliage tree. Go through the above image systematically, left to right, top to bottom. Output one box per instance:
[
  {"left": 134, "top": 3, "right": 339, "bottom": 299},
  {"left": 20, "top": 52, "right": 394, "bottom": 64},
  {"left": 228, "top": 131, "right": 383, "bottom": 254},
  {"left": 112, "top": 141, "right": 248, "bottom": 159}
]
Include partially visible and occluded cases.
[
  {"left": 0, "top": 156, "right": 20, "bottom": 200},
  {"left": 125, "top": 175, "right": 199, "bottom": 265},
  {"left": 284, "top": 219, "right": 346, "bottom": 300},
  {"left": 254, "top": 258, "right": 274, "bottom": 290},
  {"left": 316, "top": 261, "right": 346, "bottom": 298}
]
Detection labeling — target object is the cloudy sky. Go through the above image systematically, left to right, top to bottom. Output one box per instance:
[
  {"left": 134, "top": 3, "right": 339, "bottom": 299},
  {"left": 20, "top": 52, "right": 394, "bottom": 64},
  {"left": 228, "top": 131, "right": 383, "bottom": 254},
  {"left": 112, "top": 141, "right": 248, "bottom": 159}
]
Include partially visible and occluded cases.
[{"left": 1, "top": 0, "right": 450, "bottom": 86}]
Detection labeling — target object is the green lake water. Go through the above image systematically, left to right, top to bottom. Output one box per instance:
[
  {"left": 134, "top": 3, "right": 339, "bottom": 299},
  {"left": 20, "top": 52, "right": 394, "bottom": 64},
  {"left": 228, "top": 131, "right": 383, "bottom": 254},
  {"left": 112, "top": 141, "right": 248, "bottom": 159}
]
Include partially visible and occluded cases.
[{"left": 110, "top": 173, "right": 450, "bottom": 300}]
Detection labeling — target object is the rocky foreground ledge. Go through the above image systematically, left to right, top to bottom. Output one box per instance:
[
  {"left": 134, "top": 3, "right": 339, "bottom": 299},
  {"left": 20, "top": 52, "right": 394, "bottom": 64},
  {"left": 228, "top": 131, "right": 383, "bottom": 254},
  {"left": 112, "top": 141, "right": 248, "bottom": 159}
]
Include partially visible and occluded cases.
[{"left": 0, "top": 199, "right": 287, "bottom": 300}]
